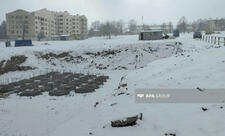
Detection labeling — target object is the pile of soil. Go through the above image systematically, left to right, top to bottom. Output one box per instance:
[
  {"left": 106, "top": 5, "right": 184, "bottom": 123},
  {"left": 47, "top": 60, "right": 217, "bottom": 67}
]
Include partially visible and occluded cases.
[
  {"left": 85, "top": 49, "right": 122, "bottom": 57},
  {"left": 36, "top": 52, "right": 86, "bottom": 63},
  {"left": 40, "top": 52, "right": 71, "bottom": 59},
  {"left": 0, "top": 55, "right": 33, "bottom": 75},
  {"left": 0, "top": 72, "right": 109, "bottom": 97}
]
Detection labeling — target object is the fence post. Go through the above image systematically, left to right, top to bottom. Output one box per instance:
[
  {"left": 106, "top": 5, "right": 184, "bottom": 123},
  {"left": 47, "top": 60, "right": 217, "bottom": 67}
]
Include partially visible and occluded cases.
[
  {"left": 211, "top": 36, "right": 213, "bottom": 43},
  {"left": 214, "top": 37, "right": 216, "bottom": 44},
  {"left": 218, "top": 37, "right": 220, "bottom": 45},
  {"left": 224, "top": 38, "right": 225, "bottom": 46}
]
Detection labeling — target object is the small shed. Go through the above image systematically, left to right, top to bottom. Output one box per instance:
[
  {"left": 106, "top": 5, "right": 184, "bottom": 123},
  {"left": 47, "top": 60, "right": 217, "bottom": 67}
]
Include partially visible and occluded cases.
[{"left": 139, "top": 30, "right": 163, "bottom": 40}]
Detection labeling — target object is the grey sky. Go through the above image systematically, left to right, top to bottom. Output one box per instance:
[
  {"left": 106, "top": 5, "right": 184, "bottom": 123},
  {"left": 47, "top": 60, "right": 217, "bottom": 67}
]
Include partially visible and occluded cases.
[{"left": 0, "top": 0, "right": 225, "bottom": 26}]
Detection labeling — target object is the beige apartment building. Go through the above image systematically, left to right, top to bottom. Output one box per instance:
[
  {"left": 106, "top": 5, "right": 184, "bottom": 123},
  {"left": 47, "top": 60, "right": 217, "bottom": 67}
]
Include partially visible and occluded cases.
[{"left": 6, "top": 8, "right": 88, "bottom": 40}]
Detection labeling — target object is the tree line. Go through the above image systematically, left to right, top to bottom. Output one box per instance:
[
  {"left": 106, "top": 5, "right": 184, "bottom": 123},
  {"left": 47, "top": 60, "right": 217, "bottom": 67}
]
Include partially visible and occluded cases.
[
  {"left": 176, "top": 16, "right": 225, "bottom": 33},
  {"left": 88, "top": 19, "right": 139, "bottom": 39},
  {"left": 88, "top": 19, "right": 175, "bottom": 38},
  {"left": 0, "top": 21, "right": 7, "bottom": 39}
]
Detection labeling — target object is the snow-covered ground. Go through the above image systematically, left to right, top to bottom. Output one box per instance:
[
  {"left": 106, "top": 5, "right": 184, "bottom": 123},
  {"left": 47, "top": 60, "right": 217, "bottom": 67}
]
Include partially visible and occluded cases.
[{"left": 0, "top": 34, "right": 225, "bottom": 136}]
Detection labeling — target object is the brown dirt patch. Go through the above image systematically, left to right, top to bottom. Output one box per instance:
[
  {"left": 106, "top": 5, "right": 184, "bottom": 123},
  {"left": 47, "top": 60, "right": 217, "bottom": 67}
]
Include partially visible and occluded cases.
[{"left": 0, "top": 55, "right": 33, "bottom": 75}]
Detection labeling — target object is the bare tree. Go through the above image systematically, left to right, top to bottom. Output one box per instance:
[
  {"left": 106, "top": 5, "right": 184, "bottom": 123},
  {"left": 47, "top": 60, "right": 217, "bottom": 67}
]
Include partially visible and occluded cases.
[
  {"left": 18, "top": 16, "right": 29, "bottom": 40},
  {"left": 177, "top": 16, "right": 188, "bottom": 33},
  {"left": 128, "top": 19, "right": 137, "bottom": 34},
  {"left": 192, "top": 19, "right": 210, "bottom": 32},
  {"left": 89, "top": 20, "right": 125, "bottom": 38},
  {"left": 116, "top": 20, "right": 125, "bottom": 34},
  {"left": 0, "top": 21, "right": 7, "bottom": 39},
  {"left": 22, "top": 21, "right": 26, "bottom": 40},
  {"left": 88, "top": 21, "right": 101, "bottom": 37},
  {"left": 92, "top": 21, "right": 101, "bottom": 31},
  {"left": 98, "top": 21, "right": 112, "bottom": 39},
  {"left": 105, "top": 21, "right": 112, "bottom": 39},
  {"left": 168, "top": 22, "right": 173, "bottom": 33},
  {"left": 161, "top": 23, "right": 167, "bottom": 33},
  {"left": 37, "top": 31, "right": 45, "bottom": 41}
]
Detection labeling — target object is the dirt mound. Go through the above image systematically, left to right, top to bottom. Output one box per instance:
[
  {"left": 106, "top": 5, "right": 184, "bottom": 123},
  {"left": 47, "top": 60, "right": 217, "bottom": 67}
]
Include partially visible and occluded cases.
[
  {"left": 85, "top": 49, "right": 121, "bottom": 57},
  {"left": 36, "top": 52, "right": 86, "bottom": 64},
  {"left": 40, "top": 52, "right": 71, "bottom": 59},
  {"left": 0, "top": 55, "right": 33, "bottom": 75},
  {"left": 0, "top": 72, "right": 109, "bottom": 97}
]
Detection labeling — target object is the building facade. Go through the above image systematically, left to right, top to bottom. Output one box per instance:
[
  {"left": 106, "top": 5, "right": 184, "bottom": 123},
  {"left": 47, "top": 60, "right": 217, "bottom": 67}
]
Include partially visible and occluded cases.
[
  {"left": 6, "top": 9, "right": 88, "bottom": 40},
  {"left": 207, "top": 19, "right": 225, "bottom": 32},
  {"left": 136, "top": 23, "right": 174, "bottom": 34}
]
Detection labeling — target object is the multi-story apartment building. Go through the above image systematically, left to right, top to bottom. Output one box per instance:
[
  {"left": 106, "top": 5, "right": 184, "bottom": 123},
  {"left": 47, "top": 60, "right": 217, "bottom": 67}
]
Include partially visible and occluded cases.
[
  {"left": 6, "top": 8, "right": 88, "bottom": 40},
  {"left": 6, "top": 9, "right": 36, "bottom": 39}
]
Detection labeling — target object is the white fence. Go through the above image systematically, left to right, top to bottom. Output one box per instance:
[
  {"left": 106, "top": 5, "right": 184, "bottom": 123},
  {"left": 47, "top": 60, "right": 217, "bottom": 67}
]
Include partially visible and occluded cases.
[{"left": 201, "top": 35, "right": 225, "bottom": 46}]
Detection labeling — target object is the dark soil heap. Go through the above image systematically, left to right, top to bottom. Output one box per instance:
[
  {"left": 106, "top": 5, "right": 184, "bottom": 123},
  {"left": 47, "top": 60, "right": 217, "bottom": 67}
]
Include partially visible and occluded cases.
[
  {"left": 0, "top": 55, "right": 33, "bottom": 75},
  {"left": 0, "top": 72, "right": 109, "bottom": 97}
]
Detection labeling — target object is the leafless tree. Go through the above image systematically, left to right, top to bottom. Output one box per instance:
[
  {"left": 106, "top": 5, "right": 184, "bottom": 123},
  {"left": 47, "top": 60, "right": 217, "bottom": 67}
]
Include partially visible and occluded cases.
[
  {"left": 177, "top": 16, "right": 188, "bottom": 33},
  {"left": 128, "top": 19, "right": 137, "bottom": 34},
  {"left": 89, "top": 20, "right": 125, "bottom": 38},
  {"left": 0, "top": 21, "right": 7, "bottom": 39},
  {"left": 168, "top": 22, "right": 173, "bottom": 33},
  {"left": 161, "top": 23, "right": 167, "bottom": 33},
  {"left": 37, "top": 31, "right": 45, "bottom": 41}
]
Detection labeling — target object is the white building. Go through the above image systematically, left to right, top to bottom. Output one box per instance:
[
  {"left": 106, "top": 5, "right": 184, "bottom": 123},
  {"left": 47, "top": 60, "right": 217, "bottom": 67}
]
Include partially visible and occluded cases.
[{"left": 6, "top": 8, "right": 88, "bottom": 40}]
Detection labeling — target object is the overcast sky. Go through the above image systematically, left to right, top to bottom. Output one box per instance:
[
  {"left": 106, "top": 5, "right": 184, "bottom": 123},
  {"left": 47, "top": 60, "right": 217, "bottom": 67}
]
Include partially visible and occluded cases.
[{"left": 1, "top": 0, "right": 225, "bottom": 26}]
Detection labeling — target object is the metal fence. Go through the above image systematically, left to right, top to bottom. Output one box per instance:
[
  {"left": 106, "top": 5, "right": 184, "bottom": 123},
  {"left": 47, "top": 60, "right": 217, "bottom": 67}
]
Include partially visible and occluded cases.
[{"left": 201, "top": 35, "right": 225, "bottom": 46}]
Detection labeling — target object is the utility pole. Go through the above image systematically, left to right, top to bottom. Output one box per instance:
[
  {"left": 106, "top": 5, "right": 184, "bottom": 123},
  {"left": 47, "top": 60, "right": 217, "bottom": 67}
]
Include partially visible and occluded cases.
[{"left": 142, "top": 16, "right": 144, "bottom": 31}]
